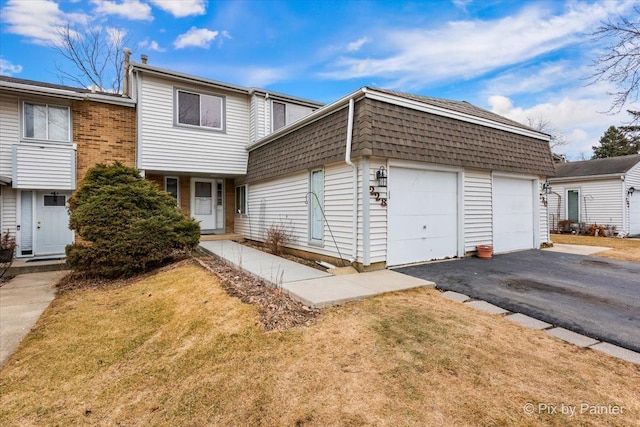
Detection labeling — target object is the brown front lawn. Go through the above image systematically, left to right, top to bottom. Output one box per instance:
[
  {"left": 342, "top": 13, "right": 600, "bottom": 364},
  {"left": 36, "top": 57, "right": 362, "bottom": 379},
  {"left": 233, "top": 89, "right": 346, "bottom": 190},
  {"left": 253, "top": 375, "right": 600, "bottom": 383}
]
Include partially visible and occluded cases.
[
  {"left": 551, "top": 234, "right": 640, "bottom": 262},
  {"left": 1, "top": 262, "right": 638, "bottom": 426}
]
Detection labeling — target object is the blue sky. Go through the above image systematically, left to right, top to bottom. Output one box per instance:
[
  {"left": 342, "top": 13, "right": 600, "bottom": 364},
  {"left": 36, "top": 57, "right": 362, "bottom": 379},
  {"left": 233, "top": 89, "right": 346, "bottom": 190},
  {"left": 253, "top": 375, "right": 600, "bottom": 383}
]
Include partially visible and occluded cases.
[{"left": 1, "top": 0, "right": 638, "bottom": 159}]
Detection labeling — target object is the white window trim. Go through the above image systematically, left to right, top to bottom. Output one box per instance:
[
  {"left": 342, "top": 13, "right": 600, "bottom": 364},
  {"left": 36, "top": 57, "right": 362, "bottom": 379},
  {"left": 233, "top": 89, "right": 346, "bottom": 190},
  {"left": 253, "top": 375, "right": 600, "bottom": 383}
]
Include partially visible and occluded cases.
[
  {"left": 174, "top": 87, "right": 226, "bottom": 132},
  {"left": 21, "top": 100, "right": 71, "bottom": 143},
  {"left": 164, "top": 176, "right": 180, "bottom": 207},
  {"left": 235, "top": 184, "right": 247, "bottom": 215}
]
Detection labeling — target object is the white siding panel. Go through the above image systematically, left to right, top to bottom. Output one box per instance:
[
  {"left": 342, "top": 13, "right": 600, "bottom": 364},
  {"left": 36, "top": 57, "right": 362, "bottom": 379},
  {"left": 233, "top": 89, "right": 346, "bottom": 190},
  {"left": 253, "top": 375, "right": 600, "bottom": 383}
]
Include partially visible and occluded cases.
[
  {"left": 138, "top": 75, "right": 249, "bottom": 174},
  {"left": 0, "top": 95, "right": 19, "bottom": 178},
  {"left": 12, "top": 144, "right": 76, "bottom": 190},
  {"left": 369, "top": 158, "right": 388, "bottom": 264},
  {"left": 625, "top": 162, "right": 640, "bottom": 235},
  {"left": 236, "top": 163, "right": 357, "bottom": 262},
  {"left": 464, "top": 170, "right": 492, "bottom": 252},
  {"left": 547, "top": 179, "right": 625, "bottom": 231},
  {"left": 539, "top": 181, "right": 550, "bottom": 244},
  {"left": 0, "top": 187, "right": 17, "bottom": 238}
]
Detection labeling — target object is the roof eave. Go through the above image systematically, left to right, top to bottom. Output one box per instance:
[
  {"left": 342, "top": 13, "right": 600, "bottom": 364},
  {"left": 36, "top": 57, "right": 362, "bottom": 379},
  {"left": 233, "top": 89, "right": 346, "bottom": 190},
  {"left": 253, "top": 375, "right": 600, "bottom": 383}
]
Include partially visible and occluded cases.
[
  {"left": 0, "top": 80, "right": 135, "bottom": 107},
  {"left": 548, "top": 173, "right": 625, "bottom": 182}
]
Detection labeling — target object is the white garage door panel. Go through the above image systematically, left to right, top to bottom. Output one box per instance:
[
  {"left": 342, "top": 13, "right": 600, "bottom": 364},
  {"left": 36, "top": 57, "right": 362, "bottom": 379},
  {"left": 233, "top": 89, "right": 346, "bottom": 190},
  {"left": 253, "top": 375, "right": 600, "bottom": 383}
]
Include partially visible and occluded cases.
[
  {"left": 388, "top": 168, "right": 458, "bottom": 266},
  {"left": 494, "top": 177, "right": 534, "bottom": 253},
  {"left": 630, "top": 193, "right": 640, "bottom": 236}
]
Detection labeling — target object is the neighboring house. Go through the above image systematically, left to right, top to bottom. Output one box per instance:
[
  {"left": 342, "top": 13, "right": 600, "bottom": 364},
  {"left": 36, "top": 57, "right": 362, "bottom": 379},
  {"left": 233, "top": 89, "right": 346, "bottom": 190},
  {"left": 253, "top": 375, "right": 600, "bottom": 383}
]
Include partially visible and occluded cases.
[
  {"left": 126, "top": 57, "right": 322, "bottom": 234},
  {"left": 0, "top": 76, "right": 136, "bottom": 258},
  {"left": 236, "top": 87, "right": 555, "bottom": 269},
  {"left": 547, "top": 154, "right": 640, "bottom": 236}
]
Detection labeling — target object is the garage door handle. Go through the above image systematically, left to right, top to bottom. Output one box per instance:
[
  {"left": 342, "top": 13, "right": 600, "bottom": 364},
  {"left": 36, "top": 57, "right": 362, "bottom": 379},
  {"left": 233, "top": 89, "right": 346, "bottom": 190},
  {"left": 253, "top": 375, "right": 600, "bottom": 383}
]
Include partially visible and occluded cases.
[
  {"left": 37, "top": 222, "right": 41, "bottom": 229},
  {"left": 423, "top": 225, "right": 427, "bottom": 229}
]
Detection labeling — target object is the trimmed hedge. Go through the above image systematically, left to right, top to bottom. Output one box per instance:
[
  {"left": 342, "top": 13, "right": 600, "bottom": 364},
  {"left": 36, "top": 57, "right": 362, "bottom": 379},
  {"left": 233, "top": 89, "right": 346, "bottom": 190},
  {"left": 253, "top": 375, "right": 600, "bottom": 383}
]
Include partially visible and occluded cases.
[{"left": 66, "top": 162, "right": 200, "bottom": 278}]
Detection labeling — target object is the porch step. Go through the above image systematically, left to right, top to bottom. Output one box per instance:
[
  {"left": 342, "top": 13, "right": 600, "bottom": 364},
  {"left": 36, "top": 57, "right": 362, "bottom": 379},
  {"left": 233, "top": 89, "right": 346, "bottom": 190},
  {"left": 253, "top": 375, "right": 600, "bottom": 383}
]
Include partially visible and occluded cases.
[
  {"left": 199, "top": 233, "right": 245, "bottom": 242},
  {"left": 6, "top": 259, "right": 69, "bottom": 276}
]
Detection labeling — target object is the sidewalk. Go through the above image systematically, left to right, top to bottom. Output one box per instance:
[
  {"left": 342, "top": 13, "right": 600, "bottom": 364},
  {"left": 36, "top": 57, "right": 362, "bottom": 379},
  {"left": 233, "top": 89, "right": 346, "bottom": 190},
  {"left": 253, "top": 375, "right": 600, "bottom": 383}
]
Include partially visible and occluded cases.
[
  {"left": 199, "top": 240, "right": 435, "bottom": 308},
  {"left": 0, "top": 271, "right": 66, "bottom": 368}
]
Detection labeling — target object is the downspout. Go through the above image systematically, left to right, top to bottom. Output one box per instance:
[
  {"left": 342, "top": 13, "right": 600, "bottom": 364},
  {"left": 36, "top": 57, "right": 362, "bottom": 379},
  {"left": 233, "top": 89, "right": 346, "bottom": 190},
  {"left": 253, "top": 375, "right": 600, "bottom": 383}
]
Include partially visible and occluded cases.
[{"left": 345, "top": 98, "right": 358, "bottom": 264}]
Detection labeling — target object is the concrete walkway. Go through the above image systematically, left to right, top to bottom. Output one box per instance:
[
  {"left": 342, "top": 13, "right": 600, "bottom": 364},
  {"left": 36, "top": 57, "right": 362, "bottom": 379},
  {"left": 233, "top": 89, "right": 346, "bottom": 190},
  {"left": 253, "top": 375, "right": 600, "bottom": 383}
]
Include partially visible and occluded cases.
[
  {"left": 199, "top": 240, "right": 434, "bottom": 308},
  {"left": 543, "top": 243, "right": 612, "bottom": 255},
  {"left": 0, "top": 271, "right": 66, "bottom": 368}
]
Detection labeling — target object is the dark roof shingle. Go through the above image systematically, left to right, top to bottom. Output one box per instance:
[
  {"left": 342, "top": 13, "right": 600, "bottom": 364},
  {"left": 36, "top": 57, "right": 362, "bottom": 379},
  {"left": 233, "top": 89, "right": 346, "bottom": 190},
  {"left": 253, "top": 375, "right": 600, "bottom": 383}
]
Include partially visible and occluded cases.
[{"left": 553, "top": 154, "right": 640, "bottom": 178}]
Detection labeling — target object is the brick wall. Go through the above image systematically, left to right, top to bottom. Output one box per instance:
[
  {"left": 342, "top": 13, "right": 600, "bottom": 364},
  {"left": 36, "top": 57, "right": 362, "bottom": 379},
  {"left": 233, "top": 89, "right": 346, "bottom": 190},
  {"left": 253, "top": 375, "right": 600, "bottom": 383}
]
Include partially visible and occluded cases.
[
  {"left": 73, "top": 100, "right": 136, "bottom": 185},
  {"left": 146, "top": 173, "right": 191, "bottom": 216}
]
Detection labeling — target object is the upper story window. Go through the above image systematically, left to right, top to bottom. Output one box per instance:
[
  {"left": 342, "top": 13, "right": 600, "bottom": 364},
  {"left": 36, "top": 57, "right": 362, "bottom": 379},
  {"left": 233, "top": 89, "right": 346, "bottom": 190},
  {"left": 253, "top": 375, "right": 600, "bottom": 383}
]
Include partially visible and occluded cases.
[
  {"left": 176, "top": 89, "right": 225, "bottom": 131},
  {"left": 272, "top": 101, "right": 314, "bottom": 132},
  {"left": 23, "top": 102, "right": 70, "bottom": 142}
]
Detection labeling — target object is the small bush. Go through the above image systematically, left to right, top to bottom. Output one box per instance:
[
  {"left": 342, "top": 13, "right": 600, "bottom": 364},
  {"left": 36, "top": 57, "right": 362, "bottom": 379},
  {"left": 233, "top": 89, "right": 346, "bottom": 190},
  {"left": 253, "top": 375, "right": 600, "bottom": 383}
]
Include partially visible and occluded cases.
[
  {"left": 66, "top": 162, "right": 201, "bottom": 278},
  {"left": 264, "top": 222, "right": 294, "bottom": 255},
  {"left": 1, "top": 229, "right": 17, "bottom": 280}
]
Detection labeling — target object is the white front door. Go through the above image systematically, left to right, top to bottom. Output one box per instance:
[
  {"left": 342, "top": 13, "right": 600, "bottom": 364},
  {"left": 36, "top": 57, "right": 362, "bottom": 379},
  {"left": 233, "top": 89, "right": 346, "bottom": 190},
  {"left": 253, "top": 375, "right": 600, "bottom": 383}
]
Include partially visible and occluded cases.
[
  {"left": 387, "top": 168, "right": 459, "bottom": 266},
  {"left": 493, "top": 177, "right": 535, "bottom": 253},
  {"left": 191, "top": 178, "right": 216, "bottom": 231},
  {"left": 34, "top": 191, "right": 73, "bottom": 256}
]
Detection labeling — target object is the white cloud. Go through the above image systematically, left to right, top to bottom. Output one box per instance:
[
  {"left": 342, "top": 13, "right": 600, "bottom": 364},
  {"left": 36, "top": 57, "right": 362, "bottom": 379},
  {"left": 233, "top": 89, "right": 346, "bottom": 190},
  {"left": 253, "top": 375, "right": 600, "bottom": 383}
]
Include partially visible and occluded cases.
[
  {"left": 0, "top": 0, "right": 78, "bottom": 45},
  {"left": 91, "top": 0, "right": 153, "bottom": 21},
  {"left": 148, "top": 0, "right": 206, "bottom": 17},
  {"left": 322, "top": 2, "right": 630, "bottom": 88},
  {"left": 106, "top": 27, "right": 127, "bottom": 46},
  {"left": 174, "top": 27, "right": 219, "bottom": 49},
  {"left": 347, "top": 37, "right": 370, "bottom": 52},
  {"left": 138, "top": 39, "right": 166, "bottom": 52},
  {"left": 0, "top": 58, "right": 23, "bottom": 76},
  {"left": 236, "top": 67, "right": 289, "bottom": 87},
  {"left": 487, "top": 92, "right": 636, "bottom": 160}
]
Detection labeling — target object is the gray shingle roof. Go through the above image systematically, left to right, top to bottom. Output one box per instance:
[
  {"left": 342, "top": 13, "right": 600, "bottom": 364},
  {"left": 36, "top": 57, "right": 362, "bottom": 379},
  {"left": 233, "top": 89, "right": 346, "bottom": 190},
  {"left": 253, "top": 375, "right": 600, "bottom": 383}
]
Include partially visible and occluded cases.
[{"left": 553, "top": 154, "right": 640, "bottom": 178}]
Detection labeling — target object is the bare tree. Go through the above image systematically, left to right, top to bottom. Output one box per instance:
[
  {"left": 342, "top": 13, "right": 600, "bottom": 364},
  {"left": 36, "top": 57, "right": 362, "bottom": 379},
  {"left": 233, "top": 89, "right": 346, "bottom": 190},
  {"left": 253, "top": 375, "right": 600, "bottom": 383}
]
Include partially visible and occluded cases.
[
  {"left": 590, "top": 6, "right": 640, "bottom": 113},
  {"left": 52, "top": 24, "right": 128, "bottom": 93},
  {"left": 526, "top": 116, "right": 568, "bottom": 149}
]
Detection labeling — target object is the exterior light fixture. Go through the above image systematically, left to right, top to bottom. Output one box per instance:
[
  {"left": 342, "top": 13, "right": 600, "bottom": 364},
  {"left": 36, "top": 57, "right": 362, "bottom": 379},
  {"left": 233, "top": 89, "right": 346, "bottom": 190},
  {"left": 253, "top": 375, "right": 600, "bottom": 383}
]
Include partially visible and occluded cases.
[
  {"left": 376, "top": 166, "right": 387, "bottom": 187},
  {"left": 542, "top": 182, "right": 552, "bottom": 194},
  {"left": 628, "top": 186, "right": 636, "bottom": 196}
]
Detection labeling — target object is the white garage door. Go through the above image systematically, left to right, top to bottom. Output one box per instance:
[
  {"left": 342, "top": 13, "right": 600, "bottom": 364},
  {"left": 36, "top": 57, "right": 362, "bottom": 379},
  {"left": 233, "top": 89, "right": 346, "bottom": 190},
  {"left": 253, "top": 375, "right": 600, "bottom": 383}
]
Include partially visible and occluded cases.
[
  {"left": 387, "top": 168, "right": 458, "bottom": 266},
  {"left": 493, "top": 176, "right": 535, "bottom": 253},
  {"left": 630, "top": 192, "right": 640, "bottom": 236}
]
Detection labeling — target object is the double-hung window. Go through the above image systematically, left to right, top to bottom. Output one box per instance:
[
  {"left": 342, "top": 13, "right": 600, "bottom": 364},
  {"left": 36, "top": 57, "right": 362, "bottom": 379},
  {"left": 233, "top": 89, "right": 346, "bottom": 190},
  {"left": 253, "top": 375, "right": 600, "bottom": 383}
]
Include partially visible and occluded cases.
[
  {"left": 176, "top": 89, "right": 224, "bottom": 131},
  {"left": 272, "top": 101, "right": 314, "bottom": 132},
  {"left": 23, "top": 102, "right": 70, "bottom": 142},
  {"left": 235, "top": 185, "right": 247, "bottom": 215}
]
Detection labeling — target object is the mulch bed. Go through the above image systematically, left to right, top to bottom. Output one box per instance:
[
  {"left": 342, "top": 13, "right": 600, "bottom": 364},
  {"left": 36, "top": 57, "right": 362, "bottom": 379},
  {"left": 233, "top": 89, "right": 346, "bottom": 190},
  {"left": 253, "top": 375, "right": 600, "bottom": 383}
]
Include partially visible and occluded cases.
[{"left": 194, "top": 256, "right": 320, "bottom": 331}]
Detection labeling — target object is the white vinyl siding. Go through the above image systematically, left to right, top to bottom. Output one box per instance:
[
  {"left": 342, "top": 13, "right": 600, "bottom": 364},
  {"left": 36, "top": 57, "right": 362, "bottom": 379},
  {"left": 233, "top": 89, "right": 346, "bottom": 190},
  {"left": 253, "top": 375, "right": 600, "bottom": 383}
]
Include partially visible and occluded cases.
[
  {"left": 138, "top": 75, "right": 248, "bottom": 175},
  {"left": 0, "top": 95, "right": 19, "bottom": 179},
  {"left": 12, "top": 144, "right": 76, "bottom": 190},
  {"left": 367, "top": 158, "right": 388, "bottom": 264},
  {"left": 626, "top": 162, "right": 640, "bottom": 235},
  {"left": 235, "top": 163, "right": 357, "bottom": 262},
  {"left": 463, "top": 170, "right": 492, "bottom": 252},
  {"left": 548, "top": 179, "right": 624, "bottom": 231},
  {"left": 539, "top": 181, "right": 550, "bottom": 244},
  {"left": 0, "top": 187, "right": 17, "bottom": 239}
]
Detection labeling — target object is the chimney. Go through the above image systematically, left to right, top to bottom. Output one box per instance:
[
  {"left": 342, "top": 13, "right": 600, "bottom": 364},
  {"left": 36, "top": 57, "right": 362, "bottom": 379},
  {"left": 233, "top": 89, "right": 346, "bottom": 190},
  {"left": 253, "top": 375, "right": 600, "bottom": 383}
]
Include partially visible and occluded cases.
[
  {"left": 122, "top": 47, "right": 132, "bottom": 97},
  {"left": 141, "top": 54, "right": 148, "bottom": 64}
]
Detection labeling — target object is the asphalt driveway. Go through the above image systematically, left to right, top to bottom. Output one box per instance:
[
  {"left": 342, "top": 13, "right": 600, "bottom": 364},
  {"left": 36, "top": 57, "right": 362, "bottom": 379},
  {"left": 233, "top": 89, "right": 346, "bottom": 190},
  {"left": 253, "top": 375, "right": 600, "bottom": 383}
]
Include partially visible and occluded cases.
[{"left": 397, "top": 250, "right": 640, "bottom": 353}]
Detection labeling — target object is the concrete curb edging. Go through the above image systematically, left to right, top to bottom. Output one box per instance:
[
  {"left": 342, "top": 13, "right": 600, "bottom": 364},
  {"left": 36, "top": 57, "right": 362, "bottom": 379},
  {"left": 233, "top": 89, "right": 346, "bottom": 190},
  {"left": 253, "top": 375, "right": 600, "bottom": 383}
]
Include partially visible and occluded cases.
[{"left": 440, "top": 290, "right": 640, "bottom": 365}]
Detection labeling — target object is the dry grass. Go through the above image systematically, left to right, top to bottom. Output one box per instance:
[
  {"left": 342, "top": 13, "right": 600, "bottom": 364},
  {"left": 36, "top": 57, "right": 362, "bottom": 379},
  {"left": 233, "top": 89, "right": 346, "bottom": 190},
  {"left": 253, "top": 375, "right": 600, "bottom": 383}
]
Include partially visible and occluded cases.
[
  {"left": 551, "top": 234, "right": 640, "bottom": 262},
  {"left": 1, "top": 263, "right": 639, "bottom": 426}
]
